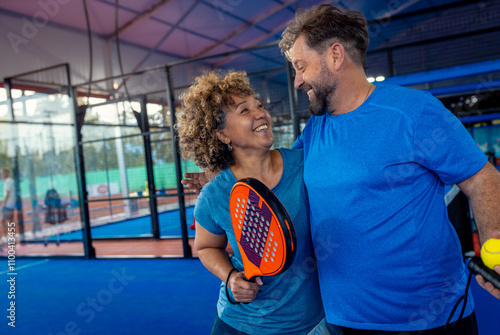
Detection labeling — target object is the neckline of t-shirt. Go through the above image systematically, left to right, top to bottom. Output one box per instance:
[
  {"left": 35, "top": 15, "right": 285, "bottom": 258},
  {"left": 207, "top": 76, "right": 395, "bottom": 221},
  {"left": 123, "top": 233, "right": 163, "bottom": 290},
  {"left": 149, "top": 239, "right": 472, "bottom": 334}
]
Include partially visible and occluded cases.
[
  {"left": 327, "top": 85, "right": 378, "bottom": 117},
  {"left": 226, "top": 148, "right": 286, "bottom": 192}
]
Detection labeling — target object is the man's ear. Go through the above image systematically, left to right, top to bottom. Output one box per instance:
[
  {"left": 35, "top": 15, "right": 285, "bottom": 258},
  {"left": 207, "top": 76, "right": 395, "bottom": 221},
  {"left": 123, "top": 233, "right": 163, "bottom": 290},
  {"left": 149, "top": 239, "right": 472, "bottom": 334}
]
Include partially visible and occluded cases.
[{"left": 326, "top": 42, "right": 345, "bottom": 71}]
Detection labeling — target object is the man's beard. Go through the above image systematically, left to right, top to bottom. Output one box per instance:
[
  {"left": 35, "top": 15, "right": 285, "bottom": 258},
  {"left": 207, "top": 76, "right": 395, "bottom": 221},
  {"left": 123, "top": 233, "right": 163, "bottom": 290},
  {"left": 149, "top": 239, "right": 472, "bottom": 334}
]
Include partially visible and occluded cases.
[
  {"left": 305, "top": 63, "right": 337, "bottom": 116},
  {"left": 308, "top": 80, "right": 337, "bottom": 116}
]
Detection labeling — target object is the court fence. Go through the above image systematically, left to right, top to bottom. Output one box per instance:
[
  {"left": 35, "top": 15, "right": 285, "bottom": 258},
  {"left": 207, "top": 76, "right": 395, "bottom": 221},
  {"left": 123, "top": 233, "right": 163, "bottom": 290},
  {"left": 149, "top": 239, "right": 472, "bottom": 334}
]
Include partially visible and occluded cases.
[
  {"left": 2, "top": 1, "right": 500, "bottom": 258},
  {"left": 0, "top": 42, "right": 313, "bottom": 259}
]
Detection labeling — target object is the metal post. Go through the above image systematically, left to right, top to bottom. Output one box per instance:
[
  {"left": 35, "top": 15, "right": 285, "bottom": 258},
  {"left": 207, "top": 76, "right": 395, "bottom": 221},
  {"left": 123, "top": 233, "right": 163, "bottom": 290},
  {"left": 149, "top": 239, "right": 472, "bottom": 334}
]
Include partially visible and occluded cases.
[
  {"left": 286, "top": 61, "right": 300, "bottom": 140},
  {"left": 164, "top": 66, "right": 192, "bottom": 258},
  {"left": 4, "top": 78, "right": 25, "bottom": 240},
  {"left": 71, "top": 84, "right": 96, "bottom": 259},
  {"left": 139, "top": 96, "right": 160, "bottom": 239},
  {"left": 114, "top": 126, "right": 131, "bottom": 216},
  {"left": 102, "top": 136, "right": 113, "bottom": 218},
  {"left": 27, "top": 151, "right": 40, "bottom": 235}
]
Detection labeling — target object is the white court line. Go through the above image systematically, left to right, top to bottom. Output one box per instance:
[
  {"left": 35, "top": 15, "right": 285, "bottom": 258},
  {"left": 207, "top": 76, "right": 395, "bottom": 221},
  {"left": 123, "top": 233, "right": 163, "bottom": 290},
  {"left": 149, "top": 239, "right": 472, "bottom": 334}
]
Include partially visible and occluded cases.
[{"left": 0, "top": 259, "right": 50, "bottom": 275}]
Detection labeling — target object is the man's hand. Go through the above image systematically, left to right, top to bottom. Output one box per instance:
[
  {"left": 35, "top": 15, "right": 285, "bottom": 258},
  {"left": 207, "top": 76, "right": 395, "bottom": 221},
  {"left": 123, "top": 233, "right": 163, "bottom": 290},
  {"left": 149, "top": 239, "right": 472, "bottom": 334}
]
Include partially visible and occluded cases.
[
  {"left": 181, "top": 172, "right": 211, "bottom": 194},
  {"left": 475, "top": 231, "right": 500, "bottom": 299}
]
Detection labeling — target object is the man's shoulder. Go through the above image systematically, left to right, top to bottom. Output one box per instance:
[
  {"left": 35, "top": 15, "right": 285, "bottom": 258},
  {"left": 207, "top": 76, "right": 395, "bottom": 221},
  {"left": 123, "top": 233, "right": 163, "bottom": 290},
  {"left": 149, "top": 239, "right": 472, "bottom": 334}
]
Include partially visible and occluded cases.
[
  {"left": 376, "top": 84, "right": 433, "bottom": 101},
  {"left": 373, "top": 85, "right": 438, "bottom": 120}
]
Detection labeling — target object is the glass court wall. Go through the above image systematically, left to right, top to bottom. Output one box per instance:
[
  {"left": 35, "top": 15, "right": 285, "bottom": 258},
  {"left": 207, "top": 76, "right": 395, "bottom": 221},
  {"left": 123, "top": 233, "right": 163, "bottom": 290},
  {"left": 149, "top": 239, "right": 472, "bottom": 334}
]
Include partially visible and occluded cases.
[
  {"left": 4, "top": 9, "right": 497, "bottom": 257},
  {"left": 68, "top": 41, "right": 305, "bottom": 258},
  {"left": 0, "top": 64, "right": 85, "bottom": 257}
]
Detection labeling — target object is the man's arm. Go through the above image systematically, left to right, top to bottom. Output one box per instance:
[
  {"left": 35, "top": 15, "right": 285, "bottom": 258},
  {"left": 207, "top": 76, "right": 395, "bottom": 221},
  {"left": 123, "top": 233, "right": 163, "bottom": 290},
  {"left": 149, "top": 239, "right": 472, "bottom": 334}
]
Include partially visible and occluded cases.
[
  {"left": 457, "top": 162, "right": 500, "bottom": 244},
  {"left": 458, "top": 162, "right": 500, "bottom": 299},
  {"left": 181, "top": 170, "right": 220, "bottom": 194},
  {"left": 181, "top": 172, "right": 209, "bottom": 194}
]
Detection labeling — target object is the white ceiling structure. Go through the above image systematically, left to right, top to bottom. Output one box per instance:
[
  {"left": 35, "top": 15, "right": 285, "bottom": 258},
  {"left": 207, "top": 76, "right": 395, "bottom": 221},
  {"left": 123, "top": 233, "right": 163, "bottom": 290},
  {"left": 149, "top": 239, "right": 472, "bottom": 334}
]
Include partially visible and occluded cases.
[{"left": 0, "top": 0, "right": 499, "bottom": 107}]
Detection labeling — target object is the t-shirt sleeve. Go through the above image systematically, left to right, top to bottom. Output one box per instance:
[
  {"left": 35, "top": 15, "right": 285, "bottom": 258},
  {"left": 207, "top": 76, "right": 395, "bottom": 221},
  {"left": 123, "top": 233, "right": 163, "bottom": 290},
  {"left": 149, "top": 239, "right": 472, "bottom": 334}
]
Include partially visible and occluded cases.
[
  {"left": 413, "top": 93, "right": 488, "bottom": 184},
  {"left": 291, "top": 116, "right": 316, "bottom": 150},
  {"left": 291, "top": 133, "right": 304, "bottom": 149},
  {"left": 193, "top": 186, "right": 226, "bottom": 235}
]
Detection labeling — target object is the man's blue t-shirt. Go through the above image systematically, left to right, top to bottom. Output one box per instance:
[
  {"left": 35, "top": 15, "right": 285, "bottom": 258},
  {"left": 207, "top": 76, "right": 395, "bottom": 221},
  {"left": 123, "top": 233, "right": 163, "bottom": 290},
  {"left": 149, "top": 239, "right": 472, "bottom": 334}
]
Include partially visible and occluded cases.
[
  {"left": 293, "top": 85, "right": 487, "bottom": 331},
  {"left": 194, "top": 148, "right": 325, "bottom": 335}
]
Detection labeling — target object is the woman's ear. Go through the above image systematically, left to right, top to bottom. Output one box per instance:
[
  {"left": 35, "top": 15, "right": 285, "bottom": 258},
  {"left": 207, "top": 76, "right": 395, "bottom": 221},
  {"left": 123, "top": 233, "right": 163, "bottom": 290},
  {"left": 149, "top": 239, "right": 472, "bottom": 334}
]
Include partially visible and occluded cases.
[{"left": 215, "top": 130, "right": 229, "bottom": 144}]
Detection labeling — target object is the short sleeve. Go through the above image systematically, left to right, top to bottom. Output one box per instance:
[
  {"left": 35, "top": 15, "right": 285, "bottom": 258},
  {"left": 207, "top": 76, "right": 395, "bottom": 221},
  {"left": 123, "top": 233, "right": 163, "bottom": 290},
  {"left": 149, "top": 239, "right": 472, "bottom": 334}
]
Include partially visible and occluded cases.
[
  {"left": 413, "top": 93, "right": 487, "bottom": 184},
  {"left": 292, "top": 116, "right": 315, "bottom": 150},
  {"left": 292, "top": 133, "right": 304, "bottom": 149},
  {"left": 194, "top": 187, "right": 225, "bottom": 235}
]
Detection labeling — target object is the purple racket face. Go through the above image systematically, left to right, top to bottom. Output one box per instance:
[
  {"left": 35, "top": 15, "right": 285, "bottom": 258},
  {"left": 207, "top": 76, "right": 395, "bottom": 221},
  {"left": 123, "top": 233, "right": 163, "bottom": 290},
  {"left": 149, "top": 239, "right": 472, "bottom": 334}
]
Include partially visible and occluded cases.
[{"left": 230, "top": 179, "right": 295, "bottom": 279}]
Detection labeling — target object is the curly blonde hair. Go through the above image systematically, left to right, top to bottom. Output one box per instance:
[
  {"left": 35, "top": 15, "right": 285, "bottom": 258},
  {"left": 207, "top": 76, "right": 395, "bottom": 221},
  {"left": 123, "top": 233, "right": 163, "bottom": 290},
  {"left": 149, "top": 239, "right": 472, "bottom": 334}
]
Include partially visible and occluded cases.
[{"left": 176, "top": 70, "right": 255, "bottom": 172}]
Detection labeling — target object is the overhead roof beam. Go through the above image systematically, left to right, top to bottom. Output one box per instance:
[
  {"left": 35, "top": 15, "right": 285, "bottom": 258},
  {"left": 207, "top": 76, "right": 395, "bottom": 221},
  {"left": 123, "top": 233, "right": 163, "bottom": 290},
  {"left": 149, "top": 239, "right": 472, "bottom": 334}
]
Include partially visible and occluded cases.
[
  {"left": 96, "top": 0, "right": 217, "bottom": 42},
  {"left": 96, "top": 0, "right": 284, "bottom": 59},
  {"left": 107, "top": 0, "right": 175, "bottom": 41},
  {"left": 113, "top": 0, "right": 202, "bottom": 92},
  {"left": 129, "top": 0, "right": 201, "bottom": 73},
  {"left": 194, "top": 0, "right": 299, "bottom": 58},
  {"left": 367, "top": 0, "right": 479, "bottom": 24},
  {"left": 212, "top": 20, "right": 290, "bottom": 68}
]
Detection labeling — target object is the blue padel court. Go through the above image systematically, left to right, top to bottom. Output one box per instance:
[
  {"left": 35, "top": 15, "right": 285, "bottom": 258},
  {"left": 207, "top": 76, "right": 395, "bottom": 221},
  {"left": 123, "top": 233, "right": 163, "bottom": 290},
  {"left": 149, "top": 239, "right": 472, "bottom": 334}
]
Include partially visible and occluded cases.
[
  {"left": 1, "top": 1, "right": 500, "bottom": 335},
  {"left": 46, "top": 206, "right": 195, "bottom": 241},
  {"left": 0, "top": 258, "right": 499, "bottom": 335}
]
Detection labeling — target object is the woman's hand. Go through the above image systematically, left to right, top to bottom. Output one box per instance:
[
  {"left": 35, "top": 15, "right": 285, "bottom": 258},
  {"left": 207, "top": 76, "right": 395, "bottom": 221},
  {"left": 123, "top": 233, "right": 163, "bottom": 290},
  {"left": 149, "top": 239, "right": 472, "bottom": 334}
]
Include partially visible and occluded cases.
[{"left": 228, "top": 271, "right": 263, "bottom": 303}]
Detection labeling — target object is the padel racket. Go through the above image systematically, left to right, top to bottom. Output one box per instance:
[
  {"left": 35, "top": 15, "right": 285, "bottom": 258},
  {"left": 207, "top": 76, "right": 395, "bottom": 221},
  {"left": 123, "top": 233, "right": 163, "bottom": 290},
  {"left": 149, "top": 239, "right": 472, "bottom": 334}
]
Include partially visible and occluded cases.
[
  {"left": 229, "top": 178, "right": 296, "bottom": 281},
  {"left": 468, "top": 256, "right": 500, "bottom": 290}
]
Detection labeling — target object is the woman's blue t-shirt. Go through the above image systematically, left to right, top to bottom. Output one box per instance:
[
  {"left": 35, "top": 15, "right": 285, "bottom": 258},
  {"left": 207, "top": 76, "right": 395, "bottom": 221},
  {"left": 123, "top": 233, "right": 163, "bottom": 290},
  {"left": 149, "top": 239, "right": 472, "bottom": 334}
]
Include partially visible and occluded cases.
[{"left": 195, "top": 148, "right": 325, "bottom": 335}]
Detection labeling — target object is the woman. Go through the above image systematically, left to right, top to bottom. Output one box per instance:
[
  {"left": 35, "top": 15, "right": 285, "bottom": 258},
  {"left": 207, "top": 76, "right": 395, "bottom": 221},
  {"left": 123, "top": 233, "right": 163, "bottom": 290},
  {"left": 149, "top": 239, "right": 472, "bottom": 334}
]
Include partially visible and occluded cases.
[{"left": 177, "top": 71, "right": 333, "bottom": 335}]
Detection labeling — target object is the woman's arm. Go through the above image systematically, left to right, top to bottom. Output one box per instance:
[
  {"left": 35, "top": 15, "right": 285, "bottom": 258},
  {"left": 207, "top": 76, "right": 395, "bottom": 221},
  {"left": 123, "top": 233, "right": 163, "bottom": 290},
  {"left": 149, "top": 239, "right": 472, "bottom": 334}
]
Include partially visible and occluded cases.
[{"left": 195, "top": 222, "right": 262, "bottom": 303}]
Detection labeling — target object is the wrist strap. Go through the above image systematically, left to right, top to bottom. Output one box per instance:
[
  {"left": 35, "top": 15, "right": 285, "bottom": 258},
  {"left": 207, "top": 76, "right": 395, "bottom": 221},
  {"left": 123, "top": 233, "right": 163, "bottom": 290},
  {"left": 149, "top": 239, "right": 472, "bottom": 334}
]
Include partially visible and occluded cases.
[{"left": 225, "top": 268, "right": 240, "bottom": 305}]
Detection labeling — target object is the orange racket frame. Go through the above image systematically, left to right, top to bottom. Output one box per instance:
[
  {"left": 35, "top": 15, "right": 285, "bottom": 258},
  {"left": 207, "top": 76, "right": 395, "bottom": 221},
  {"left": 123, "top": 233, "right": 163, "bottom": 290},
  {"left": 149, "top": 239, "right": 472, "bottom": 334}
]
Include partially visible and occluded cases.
[{"left": 230, "top": 178, "right": 296, "bottom": 281}]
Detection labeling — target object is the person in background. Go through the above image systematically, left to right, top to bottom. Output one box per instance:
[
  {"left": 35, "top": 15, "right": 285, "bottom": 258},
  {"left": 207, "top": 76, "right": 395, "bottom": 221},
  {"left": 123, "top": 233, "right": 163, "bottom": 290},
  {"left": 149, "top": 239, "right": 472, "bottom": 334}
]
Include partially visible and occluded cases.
[
  {"left": 176, "top": 70, "right": 334, "bottom": 335},
  {"left": 1, "top": 168, "right": 16, "bottom": 246}
]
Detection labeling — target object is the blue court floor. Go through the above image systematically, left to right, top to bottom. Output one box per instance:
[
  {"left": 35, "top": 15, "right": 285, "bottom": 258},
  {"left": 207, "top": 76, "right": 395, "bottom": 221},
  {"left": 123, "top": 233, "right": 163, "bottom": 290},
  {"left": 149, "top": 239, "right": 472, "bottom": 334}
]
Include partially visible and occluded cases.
[{"left": 0, "top": 258, "right": 498, "bottom": 335}]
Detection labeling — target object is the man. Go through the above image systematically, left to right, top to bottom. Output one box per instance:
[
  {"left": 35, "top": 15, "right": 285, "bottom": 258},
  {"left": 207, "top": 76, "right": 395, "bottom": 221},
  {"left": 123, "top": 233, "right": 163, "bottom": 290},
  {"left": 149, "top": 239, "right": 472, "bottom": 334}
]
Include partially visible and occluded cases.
[
  {"left": 182, "top": 4, "right": 500, "bottom": 334},
  {"left": 278, "top": 4, "right": 500, "bottom": 334},
  {"left": 1, "top": 168, "right": 16, "bottom": 245}
]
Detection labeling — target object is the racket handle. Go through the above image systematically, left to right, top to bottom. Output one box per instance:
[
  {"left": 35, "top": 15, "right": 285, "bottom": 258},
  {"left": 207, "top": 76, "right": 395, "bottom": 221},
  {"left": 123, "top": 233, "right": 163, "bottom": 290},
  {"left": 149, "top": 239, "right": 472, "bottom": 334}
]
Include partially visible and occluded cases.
[
  {"left": 468, "top": 256, "right": 500, "bottom": 290},
  {"left": 244, "top": 276, "right": 256, "bottom": 283}
]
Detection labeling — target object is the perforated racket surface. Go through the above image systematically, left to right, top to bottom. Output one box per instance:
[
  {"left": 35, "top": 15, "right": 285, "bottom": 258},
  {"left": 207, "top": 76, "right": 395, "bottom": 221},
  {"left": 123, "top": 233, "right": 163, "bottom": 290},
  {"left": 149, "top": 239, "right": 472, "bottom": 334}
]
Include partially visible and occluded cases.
[{"left": 230, "top": 178, "right": 296, "bottom": 281}]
